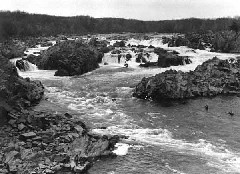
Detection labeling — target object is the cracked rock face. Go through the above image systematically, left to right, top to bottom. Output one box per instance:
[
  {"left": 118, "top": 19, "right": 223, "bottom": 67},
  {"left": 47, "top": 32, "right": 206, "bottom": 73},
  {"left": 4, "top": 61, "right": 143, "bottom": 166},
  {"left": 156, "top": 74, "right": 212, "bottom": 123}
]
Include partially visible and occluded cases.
[
  {"left": 133, "top": 57, "right": 240, "bottom": 101},
  {"left": 0, "top": 111, "right": 120, "bottom": 174}
]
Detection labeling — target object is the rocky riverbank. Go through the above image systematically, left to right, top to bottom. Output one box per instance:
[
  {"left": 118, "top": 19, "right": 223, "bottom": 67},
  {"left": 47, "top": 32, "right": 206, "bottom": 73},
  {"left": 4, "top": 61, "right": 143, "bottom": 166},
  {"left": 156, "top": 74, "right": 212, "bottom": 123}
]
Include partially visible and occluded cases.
[
  {"left": 0, "top": 53, "right": 121, "bottom": 173},
  {"left": 0, "top": 55, "right": 44, "bottom": 111},
  {"left": 133, "top": 57, "right": 240, "bottom": 101},
  {"left": 0, "top": 110, "right": 120, "bottom": 174}
]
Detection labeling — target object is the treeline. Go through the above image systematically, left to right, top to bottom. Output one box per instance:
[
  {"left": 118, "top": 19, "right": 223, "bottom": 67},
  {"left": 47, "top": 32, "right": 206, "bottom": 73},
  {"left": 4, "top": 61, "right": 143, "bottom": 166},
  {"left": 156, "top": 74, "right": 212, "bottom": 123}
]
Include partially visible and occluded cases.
[{"left": 0, "top": 11, "right": 240, "bottom": 40}]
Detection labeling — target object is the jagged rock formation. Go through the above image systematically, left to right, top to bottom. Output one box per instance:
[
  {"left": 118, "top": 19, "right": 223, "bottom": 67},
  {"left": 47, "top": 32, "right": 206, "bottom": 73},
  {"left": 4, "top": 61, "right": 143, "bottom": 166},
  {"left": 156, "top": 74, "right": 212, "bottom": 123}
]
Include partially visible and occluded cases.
[
  {"left": 133, "top": 57, "right": 240, "bottom": 101},
  {"left": 0, "top": 111, "right": 121, "bottom": 173}
]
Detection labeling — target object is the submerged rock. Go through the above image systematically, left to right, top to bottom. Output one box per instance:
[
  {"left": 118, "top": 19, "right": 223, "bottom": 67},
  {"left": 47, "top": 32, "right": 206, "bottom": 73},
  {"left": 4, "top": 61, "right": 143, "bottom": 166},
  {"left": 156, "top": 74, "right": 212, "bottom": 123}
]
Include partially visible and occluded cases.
[{"left": 133, "top": 57, "right": 240, "bottom": 101}]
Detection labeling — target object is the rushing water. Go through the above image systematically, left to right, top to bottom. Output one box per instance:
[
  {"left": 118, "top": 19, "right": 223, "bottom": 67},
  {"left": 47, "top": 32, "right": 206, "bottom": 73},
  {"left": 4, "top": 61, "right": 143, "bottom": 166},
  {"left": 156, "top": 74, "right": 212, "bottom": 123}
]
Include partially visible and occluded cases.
[{"left": 14, "top": 37, "right": 240, "bottom": 174}]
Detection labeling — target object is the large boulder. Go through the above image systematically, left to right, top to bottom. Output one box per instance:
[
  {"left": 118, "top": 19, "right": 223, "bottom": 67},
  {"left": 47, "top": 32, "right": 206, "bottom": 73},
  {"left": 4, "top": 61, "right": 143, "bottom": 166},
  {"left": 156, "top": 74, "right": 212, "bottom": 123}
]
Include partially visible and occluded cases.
[
  {"left": 37, "top": 40, "right": 100, "bottom": 76},
  {"left": 154, "top": 47, "right": 192, "bottom": 67},
  {"left": 0, "top": 54, "right": 44, "bottom": 110},
  {"left": 133, "top": 57, "right": 240, "bottom": 101}
]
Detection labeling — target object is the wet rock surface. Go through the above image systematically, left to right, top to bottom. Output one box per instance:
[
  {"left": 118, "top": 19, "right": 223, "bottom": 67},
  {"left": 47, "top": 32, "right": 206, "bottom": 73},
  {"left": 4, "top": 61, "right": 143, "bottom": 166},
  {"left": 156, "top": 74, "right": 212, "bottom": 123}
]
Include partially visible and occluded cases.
[
  {"left": 133, "top": 57, "right": 240, "bottom": 101},
  {"left": 0, "top": 111, "right": 120, "bottom": 174}
]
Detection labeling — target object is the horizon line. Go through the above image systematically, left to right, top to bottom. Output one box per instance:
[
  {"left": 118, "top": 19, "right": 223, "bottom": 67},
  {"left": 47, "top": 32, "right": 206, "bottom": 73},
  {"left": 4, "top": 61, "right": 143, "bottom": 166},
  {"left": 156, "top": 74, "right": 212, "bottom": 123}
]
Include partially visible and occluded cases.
[{"left": 1, "top": 10, "right": 240, "bottom": 22}]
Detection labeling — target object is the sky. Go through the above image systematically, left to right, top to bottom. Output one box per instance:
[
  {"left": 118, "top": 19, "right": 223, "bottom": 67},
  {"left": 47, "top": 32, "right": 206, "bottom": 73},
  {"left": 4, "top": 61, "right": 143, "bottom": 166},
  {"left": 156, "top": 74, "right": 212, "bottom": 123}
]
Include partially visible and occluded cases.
[{"left": 1, "top": 0, "right": 240, "bottom": 21}]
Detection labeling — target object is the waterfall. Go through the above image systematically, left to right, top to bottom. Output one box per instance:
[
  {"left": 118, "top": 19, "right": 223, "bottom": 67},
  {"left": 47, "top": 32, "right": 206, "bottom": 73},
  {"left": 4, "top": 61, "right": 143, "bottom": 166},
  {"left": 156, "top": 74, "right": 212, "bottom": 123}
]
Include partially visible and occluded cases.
[{"left": 10, "top": 58, "right": 38, "bottom": 72}]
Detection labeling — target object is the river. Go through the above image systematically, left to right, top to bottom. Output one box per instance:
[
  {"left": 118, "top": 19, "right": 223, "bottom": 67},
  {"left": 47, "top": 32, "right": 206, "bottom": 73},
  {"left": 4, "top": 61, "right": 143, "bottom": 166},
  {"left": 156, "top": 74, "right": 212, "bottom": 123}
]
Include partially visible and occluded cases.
[{"left": 13, "top": 36, "right": 240, "bottom": 174}]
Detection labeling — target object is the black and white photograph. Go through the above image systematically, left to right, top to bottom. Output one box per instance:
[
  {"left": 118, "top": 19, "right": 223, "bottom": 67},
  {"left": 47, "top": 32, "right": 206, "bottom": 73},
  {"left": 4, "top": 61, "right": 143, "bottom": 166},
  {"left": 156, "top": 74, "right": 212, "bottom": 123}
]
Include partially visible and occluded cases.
[{"left": 1, "top": 0, "right": 240, "bottom": 173}]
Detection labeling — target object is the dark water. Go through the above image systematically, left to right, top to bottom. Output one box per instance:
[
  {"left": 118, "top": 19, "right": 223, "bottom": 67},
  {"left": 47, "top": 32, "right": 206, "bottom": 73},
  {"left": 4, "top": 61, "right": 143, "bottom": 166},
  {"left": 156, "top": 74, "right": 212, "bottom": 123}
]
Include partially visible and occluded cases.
[{"left": 16, "top": 39, "right": 240, "bottom": 174}]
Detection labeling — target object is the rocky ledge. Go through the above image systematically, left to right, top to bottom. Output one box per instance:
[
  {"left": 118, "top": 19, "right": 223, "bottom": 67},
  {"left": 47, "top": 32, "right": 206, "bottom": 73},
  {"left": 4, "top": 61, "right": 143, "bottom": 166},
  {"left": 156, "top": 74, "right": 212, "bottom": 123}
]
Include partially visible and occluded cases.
[
  {"left": 133, "top": 57, "right": 240, "bottom": 101},
  {"left": 0, "top": 111, "right": 121, "bottom": 174}
]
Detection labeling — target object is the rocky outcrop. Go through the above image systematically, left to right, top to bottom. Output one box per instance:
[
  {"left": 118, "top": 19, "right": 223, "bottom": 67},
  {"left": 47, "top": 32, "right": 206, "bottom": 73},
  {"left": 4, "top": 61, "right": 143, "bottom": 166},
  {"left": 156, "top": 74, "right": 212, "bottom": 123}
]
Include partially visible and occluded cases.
[
  {"left": 36, "top": 40, "right": 100, "bottom": 76},
  {"left": 113, "top": 40, "right": 125, "bottom": 47},
  {"left": 154, "top": 48, "right": 192, "bottom": 67},
  {"left": 0, "top": 55, "right": 44, "bottom": 110},
  {"left": 133, "top": 57, "right": 240, "bottom": 101},
  {"left": 0, "top": 111, "right": 121, "bottom": 174}
]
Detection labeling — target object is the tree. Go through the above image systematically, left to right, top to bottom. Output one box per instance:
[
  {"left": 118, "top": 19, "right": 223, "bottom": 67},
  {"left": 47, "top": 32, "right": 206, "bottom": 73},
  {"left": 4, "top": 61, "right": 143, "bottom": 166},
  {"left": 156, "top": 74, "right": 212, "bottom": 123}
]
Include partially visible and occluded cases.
[{"left": 229, "top": 21, "right": 240, "bottom": 34}]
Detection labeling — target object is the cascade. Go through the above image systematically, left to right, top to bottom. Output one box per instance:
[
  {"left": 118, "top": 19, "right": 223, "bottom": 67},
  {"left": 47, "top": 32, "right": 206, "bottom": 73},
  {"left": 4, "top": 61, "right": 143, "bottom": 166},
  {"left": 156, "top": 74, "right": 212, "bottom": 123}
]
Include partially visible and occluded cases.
[{"left": 10, "top": 58, "right": 38, "bottom": 72}]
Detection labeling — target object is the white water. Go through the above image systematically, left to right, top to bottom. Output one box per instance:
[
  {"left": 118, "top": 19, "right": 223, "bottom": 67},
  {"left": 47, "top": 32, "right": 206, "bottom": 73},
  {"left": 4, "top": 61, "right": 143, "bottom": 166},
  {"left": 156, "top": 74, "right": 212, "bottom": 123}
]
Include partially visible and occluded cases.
[
  {"left": 12, "top": 36, "right": 240, "bottom": 174},
  {"left": 10, "top": 58, "right": 38, "bottom": 71},
  {"left": 93, "top": 127, "right": 240, "bottom": 173}
]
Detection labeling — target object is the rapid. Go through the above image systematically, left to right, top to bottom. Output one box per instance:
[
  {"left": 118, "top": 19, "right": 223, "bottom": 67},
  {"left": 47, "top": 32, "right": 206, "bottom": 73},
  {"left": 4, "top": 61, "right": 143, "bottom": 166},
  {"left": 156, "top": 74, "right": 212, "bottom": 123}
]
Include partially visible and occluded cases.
[{"left": 12, "top": 36, "right": 240, "bottom": 174}]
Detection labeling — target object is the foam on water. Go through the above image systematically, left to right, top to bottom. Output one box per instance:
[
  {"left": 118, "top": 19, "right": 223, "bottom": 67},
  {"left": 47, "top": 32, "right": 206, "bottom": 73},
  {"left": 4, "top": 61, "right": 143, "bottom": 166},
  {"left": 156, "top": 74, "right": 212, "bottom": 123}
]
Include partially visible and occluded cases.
[
  {"left": 13, "top": 37, "right": 240, "bottom": 173},
  {"left": 10, "top": 58, "right": 38, "bottom": 72},
  {"left": 93, "top": 126, "right": 240, "bottom": 173},
  {"left": 112, "top": 143, "right": 130, "bottom": 156}
]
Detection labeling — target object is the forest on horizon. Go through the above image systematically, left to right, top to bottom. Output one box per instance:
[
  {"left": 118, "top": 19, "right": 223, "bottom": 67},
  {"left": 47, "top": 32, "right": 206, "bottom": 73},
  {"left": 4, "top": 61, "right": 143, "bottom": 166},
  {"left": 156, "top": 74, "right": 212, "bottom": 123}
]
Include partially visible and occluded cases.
[{"left": 1, "top": 11, "right": 240, "bottom": 41}]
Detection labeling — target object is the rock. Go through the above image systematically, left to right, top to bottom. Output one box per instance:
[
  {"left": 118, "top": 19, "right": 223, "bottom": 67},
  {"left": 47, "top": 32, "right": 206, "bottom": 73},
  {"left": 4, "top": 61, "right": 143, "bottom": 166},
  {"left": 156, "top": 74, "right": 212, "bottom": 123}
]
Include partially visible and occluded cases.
[
  {"left": 37, "top": 40, "right": 100, "bottom": 76},
  {"left": 113, "top": 41, "right": 125, "bottom": 47},
  {"left": 148, "top": 45, "right": 155, "bottom": 48},
  {"left": 154, "top": 47, "right": 192, "bottom": 67},
  {"left": 111, "top": 49, "right": 121, "bottom": 54},
  {"left": 0, "top": 54, "right": 44, "bottom": 110},
  {"left": 133, "top": 57, "right": 240, "bottom": 101},
  {"left": 16, "top": 59, "right": 30, "bottom": 71},
  {"left": 139, "top": 62, "right": 158, "bottom": 67},
  {"left": 0, "top": 106, "right": 8, "bottom": 124},
  {"left": 64, "top": 113, "right": 72, "bottom": 119},
  {"left": 8, "top": 119, "right": 16, "bottom": 127},
  {"left": 17, "top": 123, "right": 26, "bottom": 131},
  {"left": 19, "top": 132, "right": 36, "bottom": 141},
  {"left": 4, "top": 151, "right": 19, "bottom": 163},
  {"left": 53, "top": 154, "right": 70, "bottom": 163},
  {"left": 45, "top": 169, "right": 54, "bottom": 174}
]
